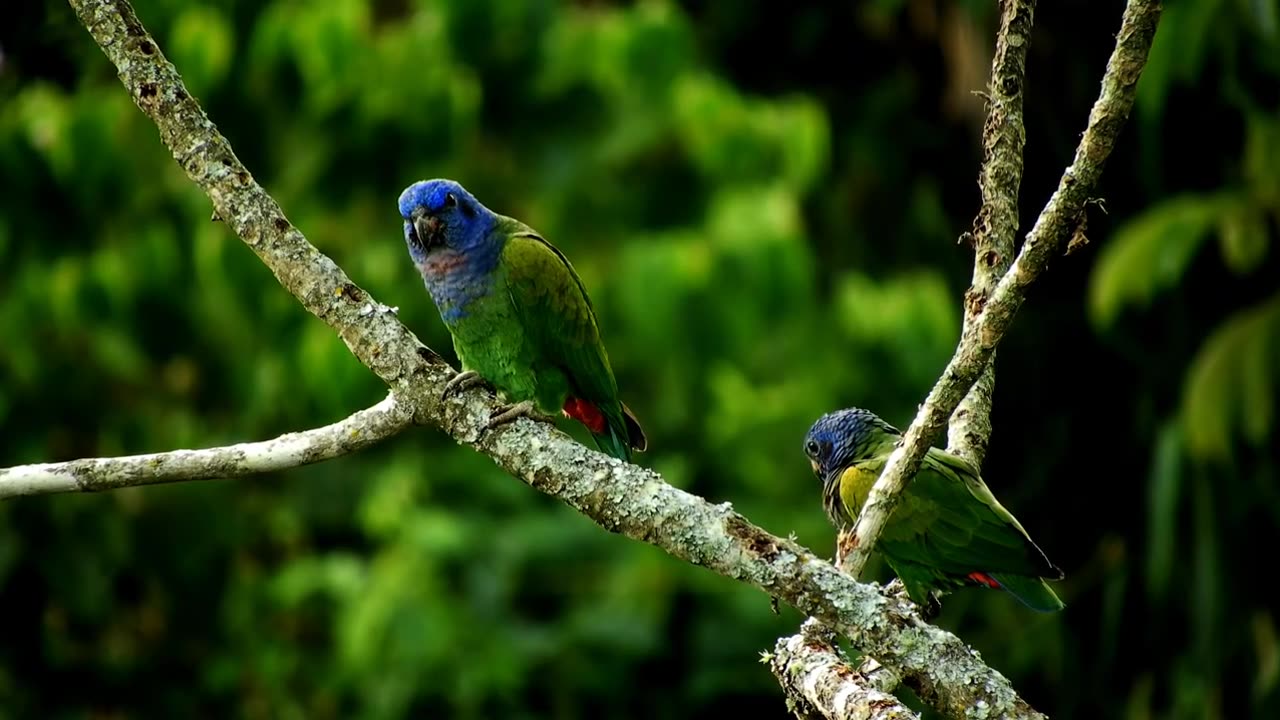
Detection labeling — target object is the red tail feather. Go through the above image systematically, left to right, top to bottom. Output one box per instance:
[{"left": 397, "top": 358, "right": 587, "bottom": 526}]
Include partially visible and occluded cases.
[
  {"left": 563, "top": 397, "right": 607, "bottom": 434},
  {"left": 968, "top": 572, "right": 1002, "bottom": 589}
]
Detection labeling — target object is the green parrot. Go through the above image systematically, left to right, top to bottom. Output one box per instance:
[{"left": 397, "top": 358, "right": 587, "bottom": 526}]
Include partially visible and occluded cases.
[
  {"left": 398, "top": 179, "right": 646, "bottom": 461},
  {"left": 803, "top": 407, "right": 1064, "bottom": 613}
]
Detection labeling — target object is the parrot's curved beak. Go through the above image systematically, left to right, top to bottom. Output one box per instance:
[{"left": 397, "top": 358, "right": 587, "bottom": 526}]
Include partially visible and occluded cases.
[{"left": 411, "top": 209, "right": 444, "bottom": 249}]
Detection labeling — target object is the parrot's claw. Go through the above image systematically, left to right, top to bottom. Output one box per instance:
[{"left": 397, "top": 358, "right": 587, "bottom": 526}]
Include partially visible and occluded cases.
[
  {"left": 442, "top": 370, "right": 487, "bottom": 400},
  {"left": 487, "top": 400, "right": 557, "bottom": 429},
  {"left": 921, "top": 594, "right": 943, "bottom": 621}
]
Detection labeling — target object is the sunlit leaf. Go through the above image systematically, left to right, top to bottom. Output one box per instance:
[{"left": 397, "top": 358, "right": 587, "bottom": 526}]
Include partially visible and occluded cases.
[
  {"left": 2, "top": 0, "right": 1278, "bottom": 716},
  {"left": 1135, "top": 0, "right": 1224, "bottom": 125},
  {"left": 169, "top": 5, "right": 234, "bottom": 94},
  {"left": 1244, "top": 111, "right": 1280, "bottom": 205},
  {"left": 1088, "top": 193, "right": 1229, "bottom": 328},
  {"left": 1217, "top": 199, "right": 1270, "bottom": 274},
  {"left": 835, "top": 269, "right": 959, "bottom": 387},
  {"left": 1181, "top": 292, "right": 1280, "bottom": 459},
  {"left": 271, "top": 553, "right": 366, "bottom": 606}
]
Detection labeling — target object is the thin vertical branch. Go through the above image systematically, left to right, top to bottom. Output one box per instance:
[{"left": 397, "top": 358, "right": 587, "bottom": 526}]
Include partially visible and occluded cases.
[
  {"left": 839, "top": 0, "right": 1162, "bottom": 580},
  {"left": 947, "top": 0, "right": 1036, "bottom": 468}
]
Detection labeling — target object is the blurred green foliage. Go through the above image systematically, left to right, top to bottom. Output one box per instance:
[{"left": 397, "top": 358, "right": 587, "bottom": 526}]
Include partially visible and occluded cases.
[{"left": 1, "top": 0, "right": 1278, "bottom": 718}]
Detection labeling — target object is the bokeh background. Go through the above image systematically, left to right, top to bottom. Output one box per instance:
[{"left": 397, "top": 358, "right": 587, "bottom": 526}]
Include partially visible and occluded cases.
[{"left": 2, "top": 0, "right": 1278, "bottom": 718}]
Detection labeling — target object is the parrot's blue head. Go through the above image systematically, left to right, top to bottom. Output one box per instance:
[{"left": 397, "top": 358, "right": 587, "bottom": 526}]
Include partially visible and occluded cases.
[
  {"left": 398, "top": 179, "right": 499, "bottom": 264},
  {"left": 803, "top": 407, "right": 901, "bottom": 482}
]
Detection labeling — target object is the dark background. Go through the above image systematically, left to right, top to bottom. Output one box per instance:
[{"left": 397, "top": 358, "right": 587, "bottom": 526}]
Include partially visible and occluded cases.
[{"left": 2, "top": 0, "right": 1277, "bottom": 718}]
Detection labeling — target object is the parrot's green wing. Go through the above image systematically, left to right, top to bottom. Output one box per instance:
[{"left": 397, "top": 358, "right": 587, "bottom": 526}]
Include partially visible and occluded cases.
[
  {"left": 500, "top": 224, "right": 643, "bottom": 459},
  {"left": 833, "top": 428, "right": 1062, "bottom": 612},
  {"left": 879, "top": 448, "right": 1060, "bottom": 578},
  {"left": 838, "top": 449, "right": 1059, "bottom": 578}
]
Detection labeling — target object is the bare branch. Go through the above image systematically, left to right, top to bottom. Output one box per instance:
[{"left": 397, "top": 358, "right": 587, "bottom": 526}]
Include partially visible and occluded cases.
[
  {"left": 52, "top": 0, "right": 1172, "bottom": 712},
  {"left": 839, "top": 0, "right": 1162, "bottom": 580},
  {"left": 841, "top": 0, "right": 1033, "bottom": 686},
  {"left": 947, "top": 0, "right": 1036, "bottom": 468},
  {"left": 59, "top": 1, "right": 1066, "bottom": 716},
  {"left": 0, "top": 393, "right": 410, "bottom": 499},
  {"left": 769, "top": 619, "right": 916, "bottom": 720}
]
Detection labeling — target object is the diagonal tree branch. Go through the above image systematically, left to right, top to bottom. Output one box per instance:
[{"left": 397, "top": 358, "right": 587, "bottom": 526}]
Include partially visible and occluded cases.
[
  {"left": 46, "top": 0, "right": 1160, "bottom": 717},
  {"left": 61, "top": 0, "right": 1051, "bottom": 716},
  {"left": 838, "top": 0, "right": 1161, "bottom": 580},
  {"left": 839, "top": 0, "right": 1035, "bottom": 691},
  {"left": 842, "top": 0, "right": 1037, "bottom": 691},
  {"left": 947, "top": 0, "right": 1036, "bottom": 468},
  {"left": 798, "top": 1, "right": 1131, "bottom": 709},
  {"left": 0, "top": 392, "right": 410, "bottom": 499},
  {"left": 769, "top": 618, "right": 916, "bottom": 720}
]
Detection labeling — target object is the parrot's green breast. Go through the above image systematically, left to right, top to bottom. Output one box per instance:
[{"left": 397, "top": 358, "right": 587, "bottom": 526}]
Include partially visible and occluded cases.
[
  {"left": 442, "top": 238, "right": 585, "bottom": 417},
  {"left": 443, "top": 262, "right": 543, "bottom": 406}
]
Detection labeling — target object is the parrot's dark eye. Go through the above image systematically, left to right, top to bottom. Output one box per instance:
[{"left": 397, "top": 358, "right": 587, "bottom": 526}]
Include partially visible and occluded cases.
[
  {"left": 444, "top": 193, "right": 457, "bottom": 208},
  {"left": 805, "top": 440, "right": 820, "bottom": 457}
]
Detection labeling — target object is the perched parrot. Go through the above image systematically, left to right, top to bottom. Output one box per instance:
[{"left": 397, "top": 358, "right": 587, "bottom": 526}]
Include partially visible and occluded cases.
[
  {"left": 398, "top": 178, "right": 646, "bottom": 462},
  {"left": 803, "top": 407, "right": 1064, "bottom": 613}
]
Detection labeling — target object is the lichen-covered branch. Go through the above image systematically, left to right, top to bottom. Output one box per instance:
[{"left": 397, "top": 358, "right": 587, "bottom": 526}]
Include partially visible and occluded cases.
[
  {"left": 839, "top": 0, "right": 1161, "bottom": 580},
  {"left": 948, "top": 0, "right": 1036, "bottom": 467},
  {"left": 61, "top": 1, "right": 1060, "bottom": 717},
  {"left": 841, "top": 1, "right": 1036, "bottom": 687},
  {"left": 0, "top": 393, "right": 409, "bottom": 499},
  {"left": 769, "top": 619, "right": 916, "bottom": 720}
]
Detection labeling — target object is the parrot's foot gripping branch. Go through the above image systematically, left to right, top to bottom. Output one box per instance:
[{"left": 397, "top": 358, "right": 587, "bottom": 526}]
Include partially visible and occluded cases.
[
  {"left": 441, "top": 370, "right": 490, "bottom": 400},
  {"left": 488, "top": 400, "right": 558, "bottom": 429}
]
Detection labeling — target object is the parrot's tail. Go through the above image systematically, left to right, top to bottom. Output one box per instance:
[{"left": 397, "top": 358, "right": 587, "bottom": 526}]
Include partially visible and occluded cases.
[
  {"left": 564, "top": 396, "right": 644, "bottom": 461},
  {"left": 621, "top": 401, "right": 647, "bottom": 452},
  {"left": 592, "top": 403, "right": 646, "bottom": 462},
  {"left": 592, "top": 425, "right": 633, "bottom": 462},
  {"left": 988, "top": 573, "right": 1066, "bottom": 613}
]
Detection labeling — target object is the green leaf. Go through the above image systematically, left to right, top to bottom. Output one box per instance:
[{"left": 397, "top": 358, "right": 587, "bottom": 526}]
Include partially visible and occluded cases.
[
  {"left": 248, "top": 0, "right": 371, "bottom": 115},
  {"left": 1134, "top": 0, "right": 1225, "bottom": 191},
  {"left": 1135, "top": 0, "right": 1224, "bottom": 125},
  {"left": 1248, "top": 0, "right": 1280, "bottom": 45},
  {"left": 169, "top": 6, "right": 234, "bottom": 94},
  {"left": 672, "top": 74, "right": 831, "bottom": 190},
  {"left": 14, "top": 84, "right": 73, "bottom": 181},
  {"left": 773, "top": 96, "right": 831, "bottom": 191},
  {"left": 1244, "top": 111, "right": 1280, "bottom": 206},
  {"left": 1088, "top": 193, "right": 1228, "bottom": 328},
  {"left": 1217, "top": 200, "right": 1270, "bottom": 274},
  {"left": 835, "top": 269, "right": 959, "bottom": 388},
  {"left": 1181, "top": 292, "right": 1280, "bottom": 460},
  {"left": 271, "top": 553, "right": 366, "bottom": 607},
  {"left": 1255, "top": 612, "right": 1280, "bottom": 701}
]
